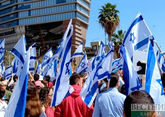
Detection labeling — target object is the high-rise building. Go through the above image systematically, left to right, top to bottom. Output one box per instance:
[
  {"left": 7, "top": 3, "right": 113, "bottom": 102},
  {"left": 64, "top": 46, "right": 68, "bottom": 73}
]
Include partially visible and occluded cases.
[{"left": 0, "top": 0, "right": 90, "bottom": 55}]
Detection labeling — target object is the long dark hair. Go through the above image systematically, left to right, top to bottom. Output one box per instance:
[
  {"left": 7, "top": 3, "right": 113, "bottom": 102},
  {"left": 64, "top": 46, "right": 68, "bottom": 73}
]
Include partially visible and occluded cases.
[{"left": 25, "top": 84, "right": 42, "bottom": 117}]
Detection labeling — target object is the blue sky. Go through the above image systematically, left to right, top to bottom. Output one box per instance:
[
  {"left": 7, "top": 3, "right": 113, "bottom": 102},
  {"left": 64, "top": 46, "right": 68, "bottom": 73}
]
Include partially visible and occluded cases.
[{"left": 86, "top": 0, "right": 165, "bottom": 52}]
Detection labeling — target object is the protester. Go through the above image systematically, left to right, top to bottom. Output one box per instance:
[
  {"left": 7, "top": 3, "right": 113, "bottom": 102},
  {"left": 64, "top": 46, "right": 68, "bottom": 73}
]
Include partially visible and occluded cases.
[
  {"left": 55, "top": 72, "right": 94, "bottom": 117},
  {"left": 79, "top": 72, "right": 88, "bottom": 86},
  {"left": 34, "top": 73, "right": 43, "bottom": 88},
  {"left": 92, "top": 74, "right": 126, "bottom": 117},
  {"left": 8, "top": 75, "right": 18, "bottom": 92},
  {"left": 44, "top": 75, "right": 53, "bottom": 88},
  {"left": 0, "top": 78, "right": 11, "bottom": 103},
  {"left": 99, "top": 78, "right": 108, "bottom": 93},
  {"left": 0, "top": 80, "right": 8, "bottom": 117},
  {"left": 25, "top": 84, "right": 42, "bottom": 117},
  {"left": 120, "top": 84, "right": 125, "bottom": 95},
  {"left": 39, "top": 87, "right": 54, "bottom": 117},
  {"left": 123, "top": 90, "right": 156, "bottom": 117}
]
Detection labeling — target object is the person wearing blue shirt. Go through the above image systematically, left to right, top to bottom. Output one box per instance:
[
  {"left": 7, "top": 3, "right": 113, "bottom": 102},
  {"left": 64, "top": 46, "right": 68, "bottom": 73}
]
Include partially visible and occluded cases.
[{"left": 92, "top": 74, "right": 126, "bottom": 117}]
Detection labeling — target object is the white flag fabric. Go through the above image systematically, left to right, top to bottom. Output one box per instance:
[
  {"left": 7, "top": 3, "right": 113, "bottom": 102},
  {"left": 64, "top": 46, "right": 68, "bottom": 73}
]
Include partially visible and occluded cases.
[
  {"left": 122, "top": 14, "right": 152, "bottom": 60},
  {"left": 51, "top": 19, "right": 73, "bottom": 106},
  {"left": 11, "top": 35, "right": 26, "bottom": 64},
  {"left": 11, "top": 35, "right": 26, "bottom": 76},
  {"left": 145, "top": 38, "right": 165, "bottom": 104},
  {"left": 0, "top": 39, "right": 5, "bottom": 64},
  {"left": 92, "top": 41, "right": 106, "bottom": 70},
  {"left": 71, "top": 42, "right": 84, "bottom": 59},
  {"left": 29, "top": 43, "right": 37, "bottom": 73},
  {"left": 5, "top": 44, "right": 30, "bottom": 117},
  {"left": 120, "top": 45, "right": 143, "bottom": 95},
  {"left": 97, "top": 47, "right": 114, "bottom": 80},
  {"left": 41, "top": 48, "right": 53, "bottom": 69},
  {"left": 43, "top": 51, "right": 59, "bottom": 81},
  {"left": 156, "top": 51, "right": 165, "bottom": 73},
  {"left": 76, "top": 53, "right": 88, "bottom": 74},
  {"left": 12, "top": 57, "right": 23, "bottom": 76},
  {"left": 112, "top": 57, "right": 123, "bottom": 71},
  {"left": 0, "top": 63, "right": 5, "bottom": 76},
  {"left": 4, "top": 65, "right": 12, "bottom": 80}
]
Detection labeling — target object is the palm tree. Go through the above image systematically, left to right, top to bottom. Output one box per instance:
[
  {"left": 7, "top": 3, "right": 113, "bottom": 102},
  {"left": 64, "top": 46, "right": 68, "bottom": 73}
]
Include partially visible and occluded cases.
[
  {"left": 98, "top": 3, "right": 120, "bottom": 41},
  {"left": 112, "top": 29, "right": 126, "bottom": 58}
]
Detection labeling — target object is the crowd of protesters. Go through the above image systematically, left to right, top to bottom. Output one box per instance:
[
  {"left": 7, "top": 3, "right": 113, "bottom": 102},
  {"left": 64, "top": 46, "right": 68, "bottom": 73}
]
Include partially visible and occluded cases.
[{"left": 0, "top": 70, "right": 164, "bottom": 117}]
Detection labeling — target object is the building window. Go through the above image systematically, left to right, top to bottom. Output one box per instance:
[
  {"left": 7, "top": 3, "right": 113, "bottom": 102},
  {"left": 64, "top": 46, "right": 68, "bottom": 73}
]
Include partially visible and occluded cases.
[
  {"left": 56, "top": 0, "right": 66, "bottom": 4},
  {"left": 28, "top": 10, "right": 31, "bottom": 16},
  {"left": 92, "top": 45, "right": 97, "bottom": 51}
]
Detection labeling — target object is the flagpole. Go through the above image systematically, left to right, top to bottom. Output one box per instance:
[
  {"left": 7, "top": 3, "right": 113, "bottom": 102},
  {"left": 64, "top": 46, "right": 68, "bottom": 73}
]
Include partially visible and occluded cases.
[{"left": 154, "top": 40, "right": 165, "bottom": 60}]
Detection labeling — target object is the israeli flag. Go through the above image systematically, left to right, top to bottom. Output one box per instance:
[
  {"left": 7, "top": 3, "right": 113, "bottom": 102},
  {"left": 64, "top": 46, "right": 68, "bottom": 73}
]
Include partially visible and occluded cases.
[
  {"left": 123, "top": 14, "right": 152, "bottom": 60},
  {"left": 51, "top": 19, "right": 73, "bottom": 106},
  {"left": 11, "top": 35, "right": 26, "bottom": 64},
  {"left": 145, "top": 38, "right": 165, "bottom": 104},
  {"left": 0, "top": 39, "right": 5, "bottom": 64},
  {"left": 92, "top": 41, "right": 106, "bottom": 70},
  {"left": 72, "top": 42, "right": 84, "bottom": 59},
  {"left": 29, "top": 43, "right": 37, "bottom": 73},
  {"left": 5, "top": 44, "right": 30, "bottom": 117},
  {"left": 120, "top": 45, "right": 143, "bottom": 96},
  {"left": 41, "top": 48, "right": 53, "bottom": 69},
  {"left": 97, "top": 48, "right": 114, "bottom": 80},
  {"left": 81, "top": 49, "right": 114, "bottom": 107},
  {"left": 156, "top": 51, "right": 165, "bottom": 72},
  {"left": 43, "top": 52, "right": 59, "bottom": 81},
  {"left": 76, "top": 53, "right": 88, "bottom": 74},
  {"left": 12, "top": 57, "right": 23, "bottom": 76},
  {"left": 86, "top": 57, "right": 94, "bottom": 73},
  {"left": 112, "top": 57, "right": 123, "bottom": 70},
  {"left": 45, "top": 59, "right": 58, "bottom": 81},
  {"left": 35, "top": 61, "right": 44, "bottom": 79},
  {"left": 0, "top": 63, "right": 5, "bottom": 76},
  {"left": 37, "top": 64, "right": 44, "bottom": 78},
  {"left": 4, "top": 65, "right": 12, "bottom": 80}
]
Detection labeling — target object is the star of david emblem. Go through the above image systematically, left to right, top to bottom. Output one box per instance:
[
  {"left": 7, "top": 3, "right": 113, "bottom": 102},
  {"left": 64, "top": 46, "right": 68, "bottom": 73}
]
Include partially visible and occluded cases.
[
  {"left": 130, "top": 33, "right": 135, "bottom": 43},
  {"left": 0, "top": 47, "right": 4, "bottom": 54},
  {"left": 65, "top": 61, "right": 71, "bottom": 75},
  {"left": 81, "top": 62, "right": 85, "bottom": 68},
  {"left": 131, "top": 79, "right": 142, "bottom": 91},
  {"left": 156, "top": 79, "right": 165, "bottom": 95}
]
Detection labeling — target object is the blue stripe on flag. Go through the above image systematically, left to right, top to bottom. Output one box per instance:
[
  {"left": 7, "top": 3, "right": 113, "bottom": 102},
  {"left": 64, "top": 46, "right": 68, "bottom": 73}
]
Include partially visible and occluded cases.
[
  {"left": 123, "top": 15, "right": 143, "bottom": 45},
  {"left": 52, "top": 35, "right": 72, "bottom": 106},
  {"left": 134, "top": 37, "right": 149, "bottom": 50},
  {"left": 0, "top": 39, "right": 4, "bottom": 45},
  {"left": 145, "top": 40, "right": 155, "bottom": 93},
  {"left": 32, "top": 44, "right": 36, "bottom": 48},
  {"left": 11, "top": 48, "right": 25, "bottom": 64},
  {"left": 122, "top": 48, "right": 130, "bottom": 96},
  {"left": 72, "top": 52, "right": 84, "bottom": 57},
  {"left": 0, "top": 56, "right": 4, "bottom": 64},
  {"left": 30, "top": 56, "right": 37, "bottom": 60},
  {"left": 41, "top": 58, "right": 51, "bottom": 68},
  {"left": 6, "top": 66, "right": 12, "bottom": 69},
  {"left": 29, "top": 68, "right": 35, "bottom": 71},
  {"left": 97, "top": 71, "right": 111, "bottom": 80},
  {"left": 5, "top": 74, "right": 12, "bottom": 80},
  {"left": 14, "top": 74, "right": 28, "bottom": 117},
  {"left": 84, "top": 81, "right": 98, "bottom": 106}
]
